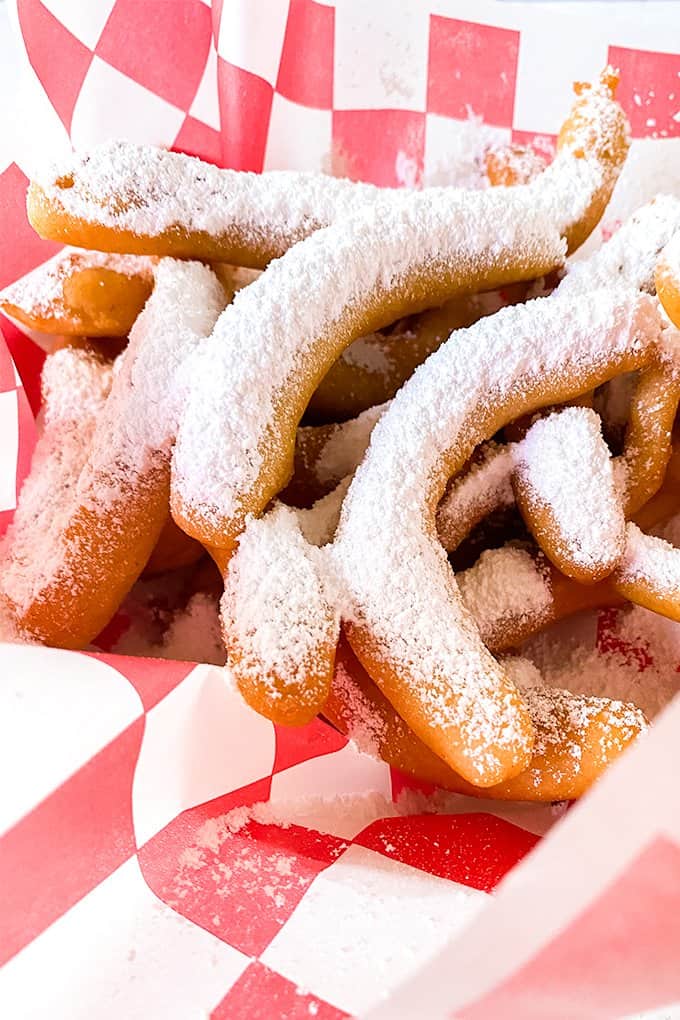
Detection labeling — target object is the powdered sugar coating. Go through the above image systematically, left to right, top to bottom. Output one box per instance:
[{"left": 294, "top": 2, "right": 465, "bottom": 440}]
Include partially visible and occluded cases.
[
  {"left": 34, "top": 141, "right": 382, "bottom": 255},
  {"left": 172, "top": 191, "right": 565, "bottom": 534},
  {"left": 0, "top": 247, "right": 154, "bottom": 320},
  {"left": 332, "top": 288, "right": 660, "bottom": 778},
  {"left": 0, "top": 346, "right": 114, "bottom": 609},
  {"left": 514, "top": 406, "right": 625, "bottom": 575},
  {"left": 437, "top": 442, "right": 515, "bottom": 552},
  {"left": 221, "top": 503, "right": 339, "bottom": 712},
  {"left": 616, "top": 522, "right": 680, "bottom": 598},
  {"left": 458, "top": 547, "right": 552, "bottom": 646}
]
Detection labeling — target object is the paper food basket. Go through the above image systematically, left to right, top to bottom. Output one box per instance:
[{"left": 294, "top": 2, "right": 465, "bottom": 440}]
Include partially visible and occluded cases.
[{"left": 1, "top": 2, "right": 679, "bottom": 1017}]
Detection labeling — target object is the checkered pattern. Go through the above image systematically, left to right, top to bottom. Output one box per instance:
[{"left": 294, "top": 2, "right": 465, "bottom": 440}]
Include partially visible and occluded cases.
[
  {"left": 2, "top": 1, "right": 680, "bottom": 1017},
  {"left": 0, "top": 644, "right": 545, "bottom": 1017},
  {"left": 368, "top": 695, "right": 680, "bottom": 1020}
]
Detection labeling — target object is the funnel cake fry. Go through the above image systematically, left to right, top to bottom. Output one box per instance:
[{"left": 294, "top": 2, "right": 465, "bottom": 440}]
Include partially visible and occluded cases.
[
  {"left": 28, "top": 72, "right": 626, "bottom": 267},
  {"left": 171, "top": 73, "right": 628, "bottom": 563},
  {"left": 0, "top": 260, "right": 226, "bottom": 647},
  {"left": 333, "top": 289, "right": 661, "bottom": 787},
  {"left": 325, "top": 638, "right": 646, "bottom": 802}
]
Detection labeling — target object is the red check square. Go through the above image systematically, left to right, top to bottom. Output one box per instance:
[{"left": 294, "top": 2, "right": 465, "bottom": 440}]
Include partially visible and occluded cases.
[
  {"left": 17, "top": 0, "right": 93, "bottom": 131},
  {"left": 96, "top": 0, "right": 211, "bottom": 112},
  {"left": 277, "top": 0, "right": 334, "bottom": 110},
  {"left": 428, "top": 15, "right": 519, "bottom": 127},
  {"left": 609, "top": 45, "right": 680, "bottom": 139},
  {"left": 218, "top": 59, "right": 274, "bottom": 171},
  {"left": 332, "top": 108, "right": 425, "bottom": 186},
  {"left": 174, "top": 115, "right": 223, "bottom": 165},
  {"left": 355, "top": 813, "right": 539, "bottom": 893},
  {"left": 211, "top": 961, "right": 349, "bottom": 1019}
]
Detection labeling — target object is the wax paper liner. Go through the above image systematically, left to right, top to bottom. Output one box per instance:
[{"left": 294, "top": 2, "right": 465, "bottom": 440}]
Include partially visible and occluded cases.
[{"left": 1, "top": 2, "right": 680, "bottom": 1017}]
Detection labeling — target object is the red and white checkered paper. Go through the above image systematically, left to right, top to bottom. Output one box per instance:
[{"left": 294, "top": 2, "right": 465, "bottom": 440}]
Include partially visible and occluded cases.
[{"left": 1, "top": 2, "right": 680, "bottom": 1017}]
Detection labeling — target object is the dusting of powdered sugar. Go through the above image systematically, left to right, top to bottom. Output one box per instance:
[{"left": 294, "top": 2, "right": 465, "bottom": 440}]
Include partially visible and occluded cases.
[
  {"left": 34, "top": 140, "right": 382, "bottom": 253},
  {"left": 0, "top": 247, "right": 155, "bottom": 319},
  {"left": 1, "top": 260, "right": 225, "bottom": 614},
  {"left": 331, "top": 289, "right": 660, "bottom": 776},
  {"left": 340, "top": 335, "right": 392, "bottom": 374},
  {"left": 0, "top": 346, "right": 114, "bottom": 610},
  {"left": 310, "top": 404, "right": 386, "bottom": 486},
  {"left": 514, "top": 406, "right": 625, "bottom": 574},
  {"left": 436, "top": 442, "right": 515, "bottom": 552},
  {"left": 296, "top": 477, "right": 352, "bottom": 548},
  {"left": 221, "top": 503, "right": 339, "bottom": 707},
  {"left": 616, "top": 522, "right": 680, "bottom": 597},
  {"left": 161, "top": 593, "right": 226, "bottom": 665},
  {"left": 523, "top": 601, "right": 680, "bottom": 722}
]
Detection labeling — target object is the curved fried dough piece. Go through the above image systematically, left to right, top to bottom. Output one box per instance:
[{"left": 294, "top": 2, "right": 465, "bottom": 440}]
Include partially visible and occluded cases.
[
  {"left": 28, "top": 72, "right": 626, "bottom": 266},
  {"left": 172, "top": 73, "right": 628, "bottom": 559},
  {"left": 27, "top": 144, "right": 385, "bottom": 267},
  {"left": 0, "top": 249, "right": 155, "bottom": 336},
  {"left": 0, "top": 261, "right": 226, "bottom": 647},
  {"left": 333, "top": 289, "right": 661, "bottom": 787},
  {"left": 0, "top": 344, "right": 114, "bottom": 640},
  {"left": 513, "top": 406, "right": 625, "bottom": 583},
  {"left": 220, "top": 503, "right": 338, "bottom": 726},
  {"left": 614, "top": 523, "right": 680, "bottom": 621},
  {"left": 325, "top": 638, "right": 646, "bottom": 802}
]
